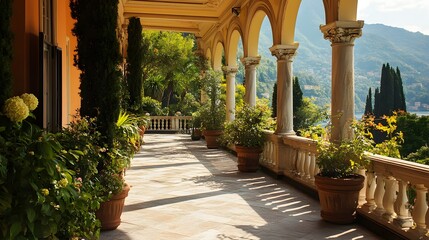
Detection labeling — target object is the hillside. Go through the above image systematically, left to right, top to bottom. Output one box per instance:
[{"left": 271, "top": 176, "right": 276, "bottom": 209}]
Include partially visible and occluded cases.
[{"left": 252, "top": 0, "right": 429, "bottom": 113}]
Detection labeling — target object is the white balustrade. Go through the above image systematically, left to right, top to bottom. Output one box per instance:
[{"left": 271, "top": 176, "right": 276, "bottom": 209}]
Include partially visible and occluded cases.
[
  {"left": 147, "top": 116, "right": 192, "bottom": 132},
  {"left": 258, "top": 134, "right": 429, "bottom": 239},
  {"left": 282, "top": 135, "right": 318, "bottom": 188},
  {"left": 360, "top": 154, "right": 429, "bottom": 239}
]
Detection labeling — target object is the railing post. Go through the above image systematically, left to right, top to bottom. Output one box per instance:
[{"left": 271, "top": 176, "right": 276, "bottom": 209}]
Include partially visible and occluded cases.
[
  {"left": 358, "top": 168, "right": 367, "bottom": 206},
  {"left": 364, "top": 171, "right": 377, "bottom": 211},
  {"left": 374, "top": 173, "right": 386, "bottom": 215},
  {"left": 382, "top": 176, "right": 398, "bottom": 221},
  {"left": 393, "top": 179, "right": 413, "bottom": 228},
  {"left": 412, "top": 184, "right": 428, "bottom": 235}
]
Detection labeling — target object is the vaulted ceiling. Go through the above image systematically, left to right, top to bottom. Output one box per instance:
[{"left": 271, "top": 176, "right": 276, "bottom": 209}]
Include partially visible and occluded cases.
[{"left": 122, "top": 0, "right": 239, "bottom": 38}]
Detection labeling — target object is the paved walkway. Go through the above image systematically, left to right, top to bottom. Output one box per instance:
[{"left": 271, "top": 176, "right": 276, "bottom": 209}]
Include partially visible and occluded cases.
[{"left": 101, "top": 134, "right": 382, "bottom": 240}]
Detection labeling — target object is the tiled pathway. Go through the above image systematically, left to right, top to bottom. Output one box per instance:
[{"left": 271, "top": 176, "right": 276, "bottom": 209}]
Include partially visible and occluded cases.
[{"left": 101, "top": 134, "right": 382, "bottom": 240}]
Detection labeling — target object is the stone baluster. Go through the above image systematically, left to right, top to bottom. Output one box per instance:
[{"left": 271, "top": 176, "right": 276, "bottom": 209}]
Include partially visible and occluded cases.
[
  {"left": 298, "top": 151, "right": 305, "bottom": 177},
  {"left": 305, "top": 151, "right": 312, "bottom": 180},
  {"left": 309, "top": 152, "right": 316, "bottom": 181},
  {"left": 358, "top": 168, "right": 367, "bottom": 206},
  {"left": 365, "top": 171, "right": 377, "bottom": 211},
  {"left": 374, "top": 174, "right": 386, "bottom": 215},
  {"left": 382, "top": 176, "right": 398, "bottom": 221},
  {"left": 393, "top": 179, "right": 413, "bottom": 228},
  {"left": 412, "top": 184, "right": 428, "bottom": 235}
]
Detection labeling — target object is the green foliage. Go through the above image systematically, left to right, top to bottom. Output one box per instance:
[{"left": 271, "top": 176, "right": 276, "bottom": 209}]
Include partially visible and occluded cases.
[
  {"left": 0, "top": 0, "right": 13, "bottom": 106},
  {"left": 70, "top": 0, "right": 122, "bottom": 147},
  {"left": 126, "top": 17, "right": 144, "bottom": 111},
  {"left": 142, "top": 31, "right": 204, "bottom": 109},
  {"left": 373, "top": 63, "right": 407, "bottom": 117},
  {"left": 199, "top": 69, "right": 225, "bottom": 131},
  {"left": 293, "top": 77, "right": 303, "bottom": 114},
  {"left": 271, "top": 82, "right": 277, "bottom": 118},
  {"left": 364, "top": 88, "right": 373, "bottom": 115},
  {"left": 175, "top": 93, "right": 200, "bottom": 116},
  {"left": 141, "top": 96, "right": 163, "bottom": 115},
  {"left": 0, "top": 97, "right": 99, "bottom": 239},
  {"left": 294, "top": 98, "right": 328, "bottom": 133},
  {"left": 222, "top": 104, "right": 271, "bottom": 148},
  {"left": 397, "top": 113, "right": 429, "bottom": 157},
  {"left": 371, "top": 114, "right": 404, "bottom": 158},
  {"left": 316, "top": 121, "right": 375, "bottom": 178},
  {"left": 406, "top": 146, "right": 429, "bottom": 165}
]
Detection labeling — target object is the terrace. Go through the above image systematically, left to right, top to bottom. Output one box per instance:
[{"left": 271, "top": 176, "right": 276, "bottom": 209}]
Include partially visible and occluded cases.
[{"left": 100, "top": 134, "right": 381, "bottom": 239}]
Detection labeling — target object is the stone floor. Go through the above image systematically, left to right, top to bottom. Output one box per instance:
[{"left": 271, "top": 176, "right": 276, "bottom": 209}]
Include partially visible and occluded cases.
[{"left": 101, "top": 134, "right": 383, "bottom": 240}]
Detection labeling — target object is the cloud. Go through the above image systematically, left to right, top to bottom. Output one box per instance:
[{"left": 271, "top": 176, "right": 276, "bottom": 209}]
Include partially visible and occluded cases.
[{"left": 358, "top": 0, "right": 429, "bottom": 35}]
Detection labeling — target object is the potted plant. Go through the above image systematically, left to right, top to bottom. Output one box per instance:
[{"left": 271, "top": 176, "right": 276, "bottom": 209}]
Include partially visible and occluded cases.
[
  {"left": 199, "top": 68, "right": 225, "bottom": 148},
  {"left": 222, "top": 104, "right": 271, "bottom": 172},
  {"left": 191, "top": 111, "right": 202, "bottom": 140},
  {"left": 314, "top": 120, "right": 374, "bottom": 224}
]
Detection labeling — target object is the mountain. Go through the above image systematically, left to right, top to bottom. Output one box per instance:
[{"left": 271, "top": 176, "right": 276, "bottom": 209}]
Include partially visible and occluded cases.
[{"left": 252, "top": 0, "right": 429, "bottom": 113}]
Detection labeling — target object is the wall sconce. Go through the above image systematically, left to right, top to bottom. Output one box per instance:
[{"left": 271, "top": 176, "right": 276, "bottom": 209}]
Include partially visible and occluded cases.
[{"left": 232, "top": 7, "right": 240, "bottom": 16}]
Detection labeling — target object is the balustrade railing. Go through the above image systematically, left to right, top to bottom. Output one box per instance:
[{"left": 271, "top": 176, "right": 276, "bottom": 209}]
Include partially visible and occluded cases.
[
  {"left": 147, "top": 116, "right": 192, "bottom": 132},
  {"left": 260, "top": 133, "right": 429, "bottom": 239},
  {"left": 360, "top": 154, "right": 429, "bottom": 239}
]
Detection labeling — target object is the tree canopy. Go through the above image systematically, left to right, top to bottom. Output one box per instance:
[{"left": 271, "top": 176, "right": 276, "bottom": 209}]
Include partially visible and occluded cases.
[{"left": 142, "top": 31, "right": 204, "bottom": 114}]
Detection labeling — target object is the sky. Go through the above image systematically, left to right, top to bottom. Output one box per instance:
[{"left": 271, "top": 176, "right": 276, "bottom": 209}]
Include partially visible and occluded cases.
[{"left": 357, "top": 0, "right": 429, "bottom": 35}]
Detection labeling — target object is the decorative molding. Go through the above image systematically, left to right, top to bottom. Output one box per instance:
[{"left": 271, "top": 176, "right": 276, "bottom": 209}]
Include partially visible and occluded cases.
[
  {"left": 320, "top": 21, "right": 364, "bottom": 44},
  {"left": 269, "top": 44, "right": 299, "bottom": 61},
  {"left": 240, "top": 56, "right": 261, "bottom": 66},
  {"left": 222, "top": 66, "right": 238, "bottom": 75}
]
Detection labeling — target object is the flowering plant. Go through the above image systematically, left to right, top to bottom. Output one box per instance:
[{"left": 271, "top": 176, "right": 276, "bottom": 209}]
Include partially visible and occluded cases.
[
  {"left": 2, "top": 93, "right": 38, "bottom": 122},
  {"left": 0, "top": 94, "right": 100, "bottom": 239}
]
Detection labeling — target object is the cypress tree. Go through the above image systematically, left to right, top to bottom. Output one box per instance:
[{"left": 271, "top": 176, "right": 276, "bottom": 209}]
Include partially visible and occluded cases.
[
  {"left": 0, "top": 0, "right": 13, "bottom": 106},
  {"left": 70, "top": 0, "right": 122, "bottom": 146},
  {"left": 126, "top": 17, "right": 144, "bottom": 111},
  {"left": 379, "top": 63, "right": 394, "bottom": 117},
  {"left": 394, "top": 67, "right": 406, "bottom": 112},
  {"left": 293, "top": 76, "right": 303, "bottom": 114},
  {"left": 271, "top": 82, "right": 277, "bottom": 118},
  {"left": 374, "top": 87, "right": 380, "bottom": 117},
  {"left": 364, "top": 88, "right": 373, "bottom": 115}
]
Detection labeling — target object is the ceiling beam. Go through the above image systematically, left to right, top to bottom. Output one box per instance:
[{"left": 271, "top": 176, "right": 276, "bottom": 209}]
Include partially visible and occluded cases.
[{"left": 124, "top": 12, "right": 219, "bottom": 23}]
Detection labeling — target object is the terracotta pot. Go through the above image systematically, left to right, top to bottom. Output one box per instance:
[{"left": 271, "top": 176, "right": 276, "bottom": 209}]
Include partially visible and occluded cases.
[
  {"left": 191, "top": 128, "right": 202, "bottom": 140},
  {"left": 203, "top": 130, "right": 222, "bottom": 149},
  {"left": 235, "top": 145, "right": 262, "bottom": 172},
  {"left": 314, "top": 174, "right": 364, "bottom": 224},
  {"left": 96, "top": 184, "right": 131, "bottom": 231}
]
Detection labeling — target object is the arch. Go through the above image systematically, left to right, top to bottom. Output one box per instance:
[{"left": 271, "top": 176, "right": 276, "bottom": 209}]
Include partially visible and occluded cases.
[
  {"left": 280, "top": 0, "right": 302, "bottom": 45},
  {"left": 338, "top": 0, "right": 358, "bottom": 21},
  {"left": 246, "top": 2, "right": 276, "bottom": 57},
  {"left": 226, "top": 21, "right": 243, "bottom": 68},
  {"left": 213, "top": 41, "right": 224, "bottom": 71}
]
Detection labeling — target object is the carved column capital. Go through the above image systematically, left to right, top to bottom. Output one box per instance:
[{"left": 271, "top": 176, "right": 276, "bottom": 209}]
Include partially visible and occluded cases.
[
  {"left": 320, "top": 21, "right": 364, "bottom": 44},
  {"left": 269, "top": 44, "right": 299, "bottom": 61},
  {"left": 241, "top": 56, "right": 261, "bottom": 67},
  {"left": 222, "top": 66, "right": 238, "bottom": 75}
]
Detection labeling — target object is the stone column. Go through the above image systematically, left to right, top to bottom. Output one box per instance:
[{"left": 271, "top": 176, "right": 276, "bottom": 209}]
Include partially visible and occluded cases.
[
  {"left": 320, "top": 21, "right": 364, "bottom": 142},
  {"left": 270, "top": 44, "right": 298, "bottom": 135},
  {"left": 241, "top": 56, "right": 261, "bottom": 107},
  {"left": 222, "top": 66, "right": 238, "bottom": 122}
]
